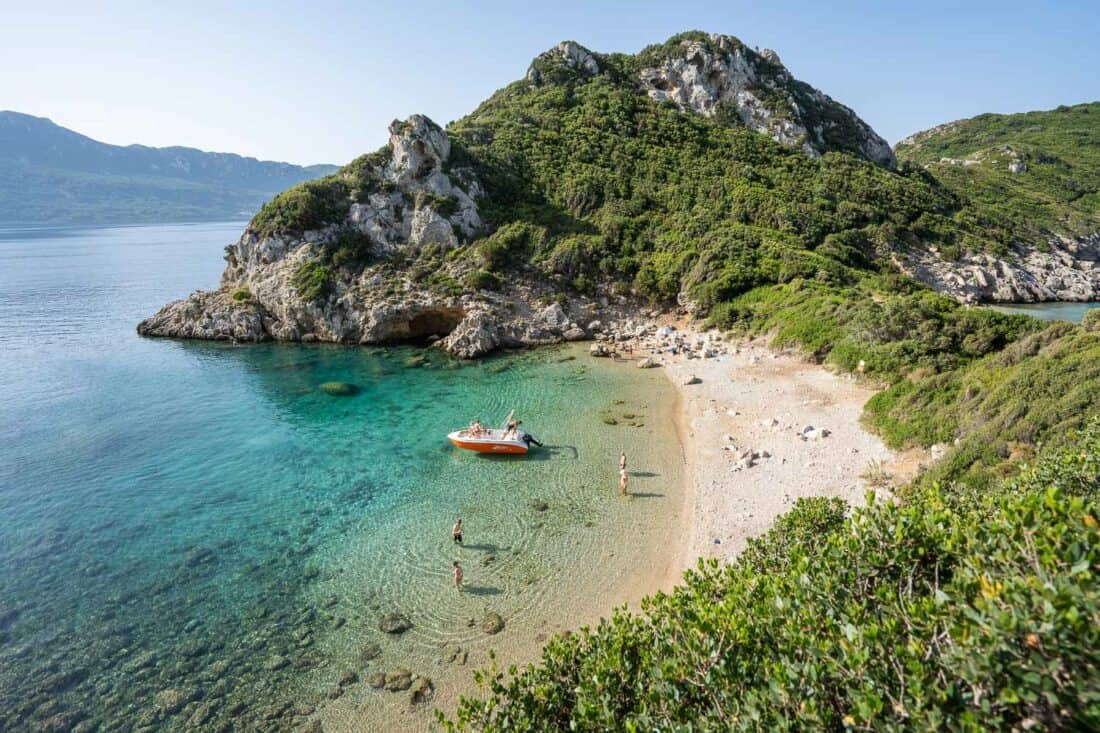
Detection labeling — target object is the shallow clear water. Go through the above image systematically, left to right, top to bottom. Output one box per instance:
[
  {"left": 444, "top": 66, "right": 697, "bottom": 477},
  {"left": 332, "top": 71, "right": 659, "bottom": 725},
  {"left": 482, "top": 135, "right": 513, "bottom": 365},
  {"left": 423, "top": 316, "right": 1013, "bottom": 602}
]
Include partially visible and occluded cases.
[
  {"left": 0, "top": 223, "right": 682, "bottom": 731},
  {"left": 987, "top": 301, "right": 1100, "bottom": 322}
]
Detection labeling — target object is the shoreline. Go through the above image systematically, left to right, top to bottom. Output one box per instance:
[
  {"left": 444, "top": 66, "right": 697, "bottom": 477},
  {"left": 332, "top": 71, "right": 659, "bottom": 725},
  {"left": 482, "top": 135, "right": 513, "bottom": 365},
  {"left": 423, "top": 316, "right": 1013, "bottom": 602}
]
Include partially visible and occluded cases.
[
  {"left": 642, "top": 326, "right": 915, "bottom": 563},
  {"left": 311, "top": 332, "right": 917, "bottom": 731}
]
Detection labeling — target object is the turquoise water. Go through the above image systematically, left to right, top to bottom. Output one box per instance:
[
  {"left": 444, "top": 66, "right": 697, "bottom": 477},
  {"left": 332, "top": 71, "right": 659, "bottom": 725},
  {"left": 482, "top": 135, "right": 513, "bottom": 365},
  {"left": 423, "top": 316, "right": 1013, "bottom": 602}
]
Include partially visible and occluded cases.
[
  {"left": 0, "top": 223, "right": 682, "bottom": 731},
  {"left": 987, "top": 301, "right": 1100, "bottom": 322}
]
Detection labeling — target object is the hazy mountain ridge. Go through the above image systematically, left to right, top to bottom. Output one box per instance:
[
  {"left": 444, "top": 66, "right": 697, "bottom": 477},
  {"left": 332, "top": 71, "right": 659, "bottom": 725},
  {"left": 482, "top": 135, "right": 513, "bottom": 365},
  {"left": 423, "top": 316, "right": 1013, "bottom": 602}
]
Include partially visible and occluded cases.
[{"left": 0, "top": 111, "right": 336, "bottom": 225}]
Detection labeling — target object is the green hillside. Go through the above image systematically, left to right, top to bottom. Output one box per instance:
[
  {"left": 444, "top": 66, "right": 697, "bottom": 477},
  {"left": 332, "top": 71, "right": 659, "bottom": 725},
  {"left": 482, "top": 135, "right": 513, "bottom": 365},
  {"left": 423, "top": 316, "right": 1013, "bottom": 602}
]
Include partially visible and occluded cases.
[
  {"left": 174, "top": 33, "right": 1100, "bottom": 730},
  {"left": 895, "top": 102, "right": 1100, "bottom": 251}
]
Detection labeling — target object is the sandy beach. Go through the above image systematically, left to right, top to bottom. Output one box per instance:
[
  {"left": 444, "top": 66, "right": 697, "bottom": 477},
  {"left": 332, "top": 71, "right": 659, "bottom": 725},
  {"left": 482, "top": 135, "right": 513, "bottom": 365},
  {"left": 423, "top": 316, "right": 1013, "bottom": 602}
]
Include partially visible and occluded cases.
[{"left": 651, "top": 331, "right": 913, "bottom": 563}]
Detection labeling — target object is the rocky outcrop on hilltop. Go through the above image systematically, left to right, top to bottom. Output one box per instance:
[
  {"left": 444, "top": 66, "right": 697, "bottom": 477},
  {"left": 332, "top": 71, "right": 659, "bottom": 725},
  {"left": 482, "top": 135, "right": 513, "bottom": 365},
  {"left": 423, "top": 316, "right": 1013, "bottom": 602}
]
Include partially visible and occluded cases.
[
  {"left": 636, "top": 34, "right": 896, "bottom": 167},
  {"left": 893, "top": 233, "right": 1100, "bottom": 303}
]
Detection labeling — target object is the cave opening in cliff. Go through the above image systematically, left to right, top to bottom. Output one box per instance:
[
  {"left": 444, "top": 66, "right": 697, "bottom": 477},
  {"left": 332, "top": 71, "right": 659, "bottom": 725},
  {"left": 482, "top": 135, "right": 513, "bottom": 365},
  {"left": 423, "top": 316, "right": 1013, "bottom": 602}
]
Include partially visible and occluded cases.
[{"left": 404, "top": 307, "right": 465, "bottom": 342}]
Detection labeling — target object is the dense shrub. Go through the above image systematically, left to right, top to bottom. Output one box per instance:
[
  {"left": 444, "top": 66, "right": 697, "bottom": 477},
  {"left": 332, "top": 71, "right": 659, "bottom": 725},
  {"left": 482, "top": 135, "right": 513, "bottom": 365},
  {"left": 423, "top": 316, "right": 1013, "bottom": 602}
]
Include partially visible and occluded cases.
[
  {"left": 289, "top": 261, "right": 333, "bottom": 303},
  {"left": 462, "top": 269, "right": 502, "bottom": 292},
  {"left": 444, "top": 422, "right": 1100, "bottom": 732}
]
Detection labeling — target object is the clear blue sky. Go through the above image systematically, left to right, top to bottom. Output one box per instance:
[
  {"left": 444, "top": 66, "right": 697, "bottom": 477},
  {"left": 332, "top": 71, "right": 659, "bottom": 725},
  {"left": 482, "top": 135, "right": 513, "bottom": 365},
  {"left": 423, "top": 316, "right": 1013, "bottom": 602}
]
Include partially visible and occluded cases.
[{"left": 3, "top": 0, "right": 1098, "bottom": 165}]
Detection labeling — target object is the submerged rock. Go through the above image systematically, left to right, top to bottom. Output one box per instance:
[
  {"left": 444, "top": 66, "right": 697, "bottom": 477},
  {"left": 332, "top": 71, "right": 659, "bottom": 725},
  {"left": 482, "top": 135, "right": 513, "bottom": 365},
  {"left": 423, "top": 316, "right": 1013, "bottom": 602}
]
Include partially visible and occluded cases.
[
  {"left": 319, "top": 381, "right": 359, "bottom": 396},
  {"left": 529, "top": 499, "right": 549, "bottom": 512},
  {"left": 480, "top": 612, "right": 505, "bottom": 635},
  {"left": 378, "top": 613, "right": 413, "bottom": 634},
  {"left": 359, "top": 641, "right": 382, "bottom": 662},
  {"left": 383, "top": 668, "right": 413, "bottom": 691},
  {"left": 367, "top": 673, "right": 386, "bottom": 689},
  {"left": 409, "top": 676, "right": 434, "bottom": 705}
]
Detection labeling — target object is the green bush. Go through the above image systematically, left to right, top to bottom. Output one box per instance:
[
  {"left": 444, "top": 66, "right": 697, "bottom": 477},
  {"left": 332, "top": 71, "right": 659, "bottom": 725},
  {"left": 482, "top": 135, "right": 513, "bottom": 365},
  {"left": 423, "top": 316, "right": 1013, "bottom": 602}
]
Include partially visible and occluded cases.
[
  {"left": 289, "top": 261, "right": 334, "bottom": 303},
  {"left": 463, "top": 269, "right": 502, "bottom": 292},
  {"left": 230, "top": 286, "right": 252, "bottom": 303},
  {"left": 444, "top": 422, "right": 1100, "bottom": 732}
]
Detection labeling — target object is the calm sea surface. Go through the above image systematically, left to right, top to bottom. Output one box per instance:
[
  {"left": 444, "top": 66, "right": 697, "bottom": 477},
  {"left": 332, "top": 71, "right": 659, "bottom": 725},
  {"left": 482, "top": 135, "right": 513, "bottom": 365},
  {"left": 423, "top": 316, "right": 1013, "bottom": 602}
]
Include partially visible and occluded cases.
[
  {"left": 0, "top": 223, "right": 682, "bottom": 731},
  {"left": 987, "top": 301, "right": 1099, "bottom": 322}
]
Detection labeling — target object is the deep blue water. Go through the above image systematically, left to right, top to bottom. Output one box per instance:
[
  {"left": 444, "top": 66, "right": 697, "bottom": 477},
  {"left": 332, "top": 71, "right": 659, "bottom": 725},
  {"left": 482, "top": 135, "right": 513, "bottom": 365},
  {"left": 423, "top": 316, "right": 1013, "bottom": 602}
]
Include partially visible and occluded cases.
[{"left": 0, "top": 223, "right": 680, "bottom": 731}]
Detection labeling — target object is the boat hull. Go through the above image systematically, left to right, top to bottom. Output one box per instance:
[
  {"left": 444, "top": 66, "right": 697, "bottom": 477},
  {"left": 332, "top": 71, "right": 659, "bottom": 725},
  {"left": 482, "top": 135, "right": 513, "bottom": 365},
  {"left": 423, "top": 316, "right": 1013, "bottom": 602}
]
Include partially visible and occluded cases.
[{"left": 447, "top": 430, "right": 529, "bottom": 454}]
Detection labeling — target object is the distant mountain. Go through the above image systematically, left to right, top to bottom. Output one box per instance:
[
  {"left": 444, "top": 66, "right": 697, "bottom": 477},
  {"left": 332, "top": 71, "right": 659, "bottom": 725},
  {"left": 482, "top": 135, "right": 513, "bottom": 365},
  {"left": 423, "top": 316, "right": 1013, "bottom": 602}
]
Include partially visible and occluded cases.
[{"left": 0, "top": 111, "right": 337, "bottom": 226}]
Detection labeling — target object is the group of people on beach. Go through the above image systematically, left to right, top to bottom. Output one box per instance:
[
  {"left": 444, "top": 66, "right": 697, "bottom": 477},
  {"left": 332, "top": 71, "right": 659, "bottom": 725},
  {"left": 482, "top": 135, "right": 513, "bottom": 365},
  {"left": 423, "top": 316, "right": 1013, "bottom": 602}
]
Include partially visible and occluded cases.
[{"left": 448, "top": 451, "right": 631, "bottom": 591}]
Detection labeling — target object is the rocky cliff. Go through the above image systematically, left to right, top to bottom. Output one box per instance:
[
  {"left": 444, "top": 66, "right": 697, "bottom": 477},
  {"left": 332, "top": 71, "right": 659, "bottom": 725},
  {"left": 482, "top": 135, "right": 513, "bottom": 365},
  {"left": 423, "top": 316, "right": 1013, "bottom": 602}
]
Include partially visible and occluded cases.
[
  {"left": 526, "top": 33, "right": 896, "bottom": 167},
  {"left": 634, "top": 34, "right": 896, "bottom": 167},
  {"left": 140, "top": 37, "right": 1099, "bottom": 357},
  {"left": 893, "top": 102, "right": 1100, "bottom": 303},
  {"left": 139, "top": 115, "right": 609, "bottom": 357},
  {"left": 893, "top": 233, "right": 1100, "bottom": 303}
]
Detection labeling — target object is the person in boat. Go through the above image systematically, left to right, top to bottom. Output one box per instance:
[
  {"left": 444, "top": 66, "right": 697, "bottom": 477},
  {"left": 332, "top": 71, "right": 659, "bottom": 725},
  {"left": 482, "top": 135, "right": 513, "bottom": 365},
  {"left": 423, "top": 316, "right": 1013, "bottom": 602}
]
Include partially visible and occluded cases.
[
  {"left": 505, "top": 418, "right": 519, "bottom": 440},
  {"left": 452, "top": 519, "right": 463, "bottom": 544},
  {"left": 453, "top": 560, "right": 463, "bottom": 591}
]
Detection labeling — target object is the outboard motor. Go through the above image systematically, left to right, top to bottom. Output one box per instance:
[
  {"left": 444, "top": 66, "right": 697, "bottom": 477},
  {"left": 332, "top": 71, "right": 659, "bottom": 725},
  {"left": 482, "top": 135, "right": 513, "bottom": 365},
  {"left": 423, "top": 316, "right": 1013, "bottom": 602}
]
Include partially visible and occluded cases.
[{"left": 522, "top": 433, "right": 543, "bottom": 449}]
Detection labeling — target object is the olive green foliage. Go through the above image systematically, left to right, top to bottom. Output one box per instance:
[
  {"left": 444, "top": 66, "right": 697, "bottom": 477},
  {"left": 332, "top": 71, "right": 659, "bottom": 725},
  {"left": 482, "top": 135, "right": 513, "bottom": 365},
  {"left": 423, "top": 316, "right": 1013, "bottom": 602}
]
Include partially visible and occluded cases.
[
  {"left": 448, "top": 64, "right": 958, "bottom": 303},
  {"left": 896, "top": 102, "right": 1100, "bottom": 248},
  {"left": 250, "top": 176, "right": 351, "bottom": 239},
  {"left": 289, "top": 261, "right": 333, "bottom": 303},
  {"left": 462, "top": 269, "right": 502, "bottom": 292},
  {"left": 705, "top": 279, "right": 1100, "bottom": 489},
  {"left": 707, "top": 280, "right": 1036, "bottom": 377},
  {"left": 230, "top": 286, "right": 252, "bottom": 303},
  {"left": 867, "top": 321, "right": 1100, "bottom": 492},
  {"left": 445, "top": 423, "right": 1100, "bottom": 732}
]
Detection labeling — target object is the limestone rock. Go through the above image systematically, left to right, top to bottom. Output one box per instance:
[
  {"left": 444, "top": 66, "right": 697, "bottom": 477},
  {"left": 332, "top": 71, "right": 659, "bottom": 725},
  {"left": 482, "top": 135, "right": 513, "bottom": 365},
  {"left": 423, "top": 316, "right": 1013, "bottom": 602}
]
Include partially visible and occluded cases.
[
  {"left": 637, "top": 33, "right": 894, "bottom": 166},
  {"left": 527, "top": 41, "right": 600, "bottom": 83},
  {"left": 892, "top": 233, "right": 1100, "bottom": 304},
  {"left": 589, "top": 343, "right": 612, "bottom": 357},
  {"left": 637, "top": 356, "right": 660, "bottom": 368},
  {"left": 683, "top": 374, "right": 701, "bottom": 385},
  {"left": 367, "top": 673, "right": 386, "bottom": 689}
]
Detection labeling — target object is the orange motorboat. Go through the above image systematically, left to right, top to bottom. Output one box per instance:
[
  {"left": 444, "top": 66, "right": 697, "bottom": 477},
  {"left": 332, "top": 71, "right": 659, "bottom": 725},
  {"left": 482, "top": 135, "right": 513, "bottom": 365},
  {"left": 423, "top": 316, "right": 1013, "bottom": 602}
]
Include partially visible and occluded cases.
[{"left": 448, "top": 412, "right": 542, "bottom": 455}]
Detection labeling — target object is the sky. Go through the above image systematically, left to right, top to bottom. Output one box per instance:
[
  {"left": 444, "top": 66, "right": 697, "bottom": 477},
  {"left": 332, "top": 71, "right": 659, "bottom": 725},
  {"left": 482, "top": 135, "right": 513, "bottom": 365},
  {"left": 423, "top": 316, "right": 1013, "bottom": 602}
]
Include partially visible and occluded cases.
[{"left": 3, "top": 0, "right": 1098, "bottom": 166}]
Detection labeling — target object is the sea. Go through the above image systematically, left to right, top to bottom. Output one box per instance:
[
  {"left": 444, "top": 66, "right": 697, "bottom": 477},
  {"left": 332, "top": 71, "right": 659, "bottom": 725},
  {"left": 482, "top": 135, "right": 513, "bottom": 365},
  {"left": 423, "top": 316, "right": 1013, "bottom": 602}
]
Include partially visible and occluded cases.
[{"left": 0, "top": 222, "right": 685, "bottom": 731}]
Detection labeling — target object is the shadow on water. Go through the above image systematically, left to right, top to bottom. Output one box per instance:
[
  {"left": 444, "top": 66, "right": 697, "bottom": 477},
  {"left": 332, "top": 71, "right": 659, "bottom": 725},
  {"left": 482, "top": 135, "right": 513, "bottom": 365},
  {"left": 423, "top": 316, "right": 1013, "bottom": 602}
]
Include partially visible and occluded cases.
[
  {"left": 540, "top": 444, "right": 579, "bottom": 459},
  {"left": 631, "top": 471, "right": 660, "bottom": 477},
  {"left": 628, "top": 492, "right": 665, "bottom": 499},
  {"left": 461, "top": 543, "right": 501, "bottom": 553},
  {"left": 463, "top": 585, "right": 502, "bottom": 596}
]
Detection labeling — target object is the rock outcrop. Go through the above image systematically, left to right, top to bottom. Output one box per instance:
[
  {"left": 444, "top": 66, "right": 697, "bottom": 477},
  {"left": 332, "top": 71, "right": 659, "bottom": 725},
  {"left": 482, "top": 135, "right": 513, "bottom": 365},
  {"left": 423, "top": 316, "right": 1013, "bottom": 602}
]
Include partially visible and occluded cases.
[
  {"left": 637, "top": 34, "right": 895, "bottom": 167},
  {"left": 526, "top": 41, "right": 600, "bottom": 83},
  {"left": 893, "top": 233, "right": 1100, "bottom": 303}
]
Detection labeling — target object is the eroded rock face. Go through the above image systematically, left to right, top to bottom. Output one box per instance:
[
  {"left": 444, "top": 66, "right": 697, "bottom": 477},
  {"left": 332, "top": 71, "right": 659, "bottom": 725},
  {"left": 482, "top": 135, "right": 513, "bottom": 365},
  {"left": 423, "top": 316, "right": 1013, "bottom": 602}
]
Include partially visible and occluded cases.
[
  {"left": 638, "top": 34, "right": 895, "bottom": 167},
  {"left": 526, "top": 41, "right": 600, "bottom": 83},
  {"left": 139, "top": 114, "right": 494, "bottom": 351},
  {"left": 893, "top": 233, "right": 1100, "bottom": 303}
]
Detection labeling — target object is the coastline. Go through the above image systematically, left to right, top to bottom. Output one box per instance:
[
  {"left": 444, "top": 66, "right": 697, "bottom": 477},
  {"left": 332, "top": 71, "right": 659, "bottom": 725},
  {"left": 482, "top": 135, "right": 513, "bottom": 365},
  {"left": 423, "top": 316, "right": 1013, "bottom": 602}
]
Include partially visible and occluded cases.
[
  {"left": 321, "top": 329, "right": 918, "bottom": 731},
  {"left": 314, "top": 344, "right": 691, "bottom": 732}
]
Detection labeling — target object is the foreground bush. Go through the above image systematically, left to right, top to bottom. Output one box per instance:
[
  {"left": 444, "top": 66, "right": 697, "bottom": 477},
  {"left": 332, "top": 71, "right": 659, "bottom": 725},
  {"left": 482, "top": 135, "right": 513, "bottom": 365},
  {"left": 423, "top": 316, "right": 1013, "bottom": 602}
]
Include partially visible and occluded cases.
[{"left": 443, "top": 424, "right": 1100, "bottom": 731}]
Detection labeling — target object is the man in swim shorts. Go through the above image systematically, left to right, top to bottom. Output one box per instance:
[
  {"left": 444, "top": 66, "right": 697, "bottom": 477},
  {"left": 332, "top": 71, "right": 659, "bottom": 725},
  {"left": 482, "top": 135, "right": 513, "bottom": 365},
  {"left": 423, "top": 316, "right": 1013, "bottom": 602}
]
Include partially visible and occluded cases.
[{"left": 452, "top": 518, "right": 463, "bottom": 544}]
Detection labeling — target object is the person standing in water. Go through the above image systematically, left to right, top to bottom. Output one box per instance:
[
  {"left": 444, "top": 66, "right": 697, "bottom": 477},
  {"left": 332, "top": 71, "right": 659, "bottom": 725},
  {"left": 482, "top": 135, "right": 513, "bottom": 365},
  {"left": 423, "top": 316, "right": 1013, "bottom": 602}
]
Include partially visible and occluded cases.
[
  {"left": 619, "top": 451, "right": 627, "bottom": 471},
  {"left": 619, "top": 468, "right": 629, "bottom": 496},
  {"left": 452, "top": 519, "right": 463, "bottom": 545},
  {"left": 453, "top": 561, "right": 463, "bottom": 591}
]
